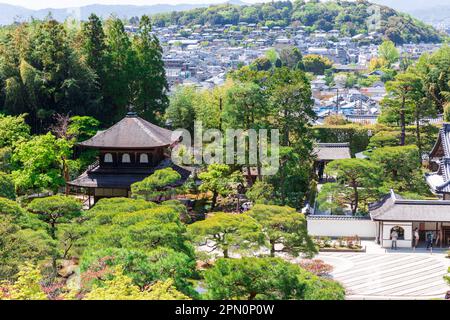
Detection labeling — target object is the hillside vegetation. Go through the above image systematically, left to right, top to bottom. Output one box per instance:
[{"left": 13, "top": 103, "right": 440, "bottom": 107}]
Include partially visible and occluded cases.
[{"left": 152, "top": 0, "right": 443, "bottom": 44}]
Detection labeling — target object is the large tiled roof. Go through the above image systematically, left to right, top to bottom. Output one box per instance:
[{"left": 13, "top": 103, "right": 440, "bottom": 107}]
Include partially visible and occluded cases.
[
  {"left": 78, "top": 113, "right": 180, "bottom": 149},
  {"left": 313, "top": 142, "right": 351, "bottom": 161},
  {"left": 369, "top": 190, "right": 450, "bottom": 222}
]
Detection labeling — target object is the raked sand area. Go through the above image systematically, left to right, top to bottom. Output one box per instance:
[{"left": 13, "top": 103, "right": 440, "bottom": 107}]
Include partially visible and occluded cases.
[{"left": 317, "top": 241, "right": 450, "bottom": 300}]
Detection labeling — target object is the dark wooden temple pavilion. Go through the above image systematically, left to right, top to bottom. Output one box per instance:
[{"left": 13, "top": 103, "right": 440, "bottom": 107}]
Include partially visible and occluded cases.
[
  {"left": 67, "top": 112, "right": 191, "bottom": 206},
  {"left": 426, "top": 123, "right": 450, "bottom": 200}
]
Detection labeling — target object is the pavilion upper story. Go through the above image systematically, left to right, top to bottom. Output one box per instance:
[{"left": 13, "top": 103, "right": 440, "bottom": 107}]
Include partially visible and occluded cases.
[{"left": 67, "top": 112, "right": 189, "bottom": 203}]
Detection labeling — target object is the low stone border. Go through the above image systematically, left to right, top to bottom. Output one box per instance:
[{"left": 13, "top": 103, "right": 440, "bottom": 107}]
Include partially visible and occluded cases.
[{"left": 319, "top": 246, "right": 366, "bottom": 253}]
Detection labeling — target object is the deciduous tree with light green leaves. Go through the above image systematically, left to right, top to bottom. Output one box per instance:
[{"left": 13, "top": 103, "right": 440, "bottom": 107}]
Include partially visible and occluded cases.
[
  {"left": 378, "top": 40, "right": 399, "bottom": 68},
  {"left": 303, "top": 54, "right": 333, "bottom": 75},
  {"left": 11, "top": 133, "right": 72, "bottom": 194},
  {"left": 0, "top": 172, "right": 15, "bottom": 200},
  {"left": 0, "top": 263, "right": 47, "bottom": 300},
  {"left": 83, "top": 267, "right": 189, "bottom": 300}
]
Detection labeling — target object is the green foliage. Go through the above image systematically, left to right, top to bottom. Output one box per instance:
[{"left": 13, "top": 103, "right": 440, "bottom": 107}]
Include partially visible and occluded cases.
[
  {"left": 151, "top": 1, "right": 442, "bottom": 45},
  {"left": 0, "top": 15, "right": 168, "bottom": 131},
  {"left": 131, "top": 15, "right": 169, "bottom": 123},
  {"left": 0, "top": 19, "right": 99, "bottom": 133},
  {"left": 378, "top": 40, "right": 399, "bottom": 67},
  {"left": 415, "top": 45, "right": 450, "bottom": 112},
  {"left": 278, "top": 46, "right": 304, "bottom": 70},
  {"left": 303, "top": 54, "right": 333, "bottom": 75},
  {"left": 165, "top": 85, "right": 197, "bottom": 134},
  {"left": 444, "top": 104, "right": 450, "bottom": 122},
  {"left": 0, "top": 114, "right": 30, "bottom": 149},
  {"left": 67, "top": 116, "right": 100, "bottom": 142},
  {"left": 312, "top": 124, "right": 374, "bottom": 155},
  {"left": 368, "top": 131, "right": 400, "bottom": 149},
  {"left": 11, "top": 133, "right": 72, "bottom": 194},
  {"left": 370, "top": 145, "right": 428, "bottom": 194},
  {"left": 322, "top": 159, "right": 381, "bottom": 214},
  {"left": 198, "top": 164, "right": 243, "bottom": 210},
  {"left": 131, "top": 168, "right": 181, "bottom": 201},
  {"left": 0, "top": 172, "right": 15, "bottom": 200},
  {"left": 245, "top": 181, "right": 274, "bottom": 205},
  {"left": 27, "top": 195, "right": 82, "bottom": 239},
  {"left": 0, "top": 197, "right": 43, "bottom": 228},
  {"left": 87, "top": 197, "right": 157, "bottom": 226},
  {"left": 81, "top": 198, "right": 196, "bottom": 296},
  {"left": 84, "top": 199, "right": 194, "bottom": 257},
  {"left": 247, "top": 204, "right": 317, "bottom": 257},
  {"left": 188, "top": 212, "right": 264, "bottom": 258},
  {"left": 0, "top": 216, "right": 54, "bottom": 281},
  {"left": 80, "top": 247, "right": 197, "bottom": 297},
  {"left": 203, "top": 257, "right": 345, "bottom": 300},
  {"left": 0, "top": 263, "right": 47, "bottom": 300},
  {"left": 83, "top": 267, "right": 189, "bottom": 300}
]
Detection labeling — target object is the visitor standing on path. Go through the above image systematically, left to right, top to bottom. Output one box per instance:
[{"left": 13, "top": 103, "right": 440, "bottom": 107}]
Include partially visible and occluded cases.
[
  {"left": 413, "top": 227, "right": 419, "bottom": 248},
  {"left": 391, "top": 229, "right": 398, "bottom": 250},
  {"left": 426, "top": 231, "right": 434, "bottom": 250}
]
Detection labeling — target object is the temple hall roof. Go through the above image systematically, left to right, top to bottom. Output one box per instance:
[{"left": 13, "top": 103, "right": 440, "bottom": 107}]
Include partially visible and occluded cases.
[
  {"left": 78, "top": 112, "right": 181, "bottom": 149},
  {"left": 313, "top": 142, "right": 351, "bottom": 161},
  {"left": 369, "top": 190, "right": 450, "bottom": 222}
]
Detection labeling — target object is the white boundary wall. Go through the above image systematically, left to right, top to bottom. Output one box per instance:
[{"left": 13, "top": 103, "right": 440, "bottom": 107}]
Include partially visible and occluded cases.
[{"left": 307, "top": 216, "right": 377, "bottom": 238}]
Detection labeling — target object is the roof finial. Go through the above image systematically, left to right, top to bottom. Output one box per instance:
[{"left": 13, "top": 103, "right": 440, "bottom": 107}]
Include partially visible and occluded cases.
[{"left": 126, "top": 105, "right": 137, "bottom": 118}]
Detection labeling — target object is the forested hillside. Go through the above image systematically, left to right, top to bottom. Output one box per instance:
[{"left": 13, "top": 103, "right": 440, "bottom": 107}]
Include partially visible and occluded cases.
[
  {"left": 152, "top": 0, "right": 443, "bottom": 44},
  {"left": 0, "top": 15, "right": 167, "bottom": 134}
]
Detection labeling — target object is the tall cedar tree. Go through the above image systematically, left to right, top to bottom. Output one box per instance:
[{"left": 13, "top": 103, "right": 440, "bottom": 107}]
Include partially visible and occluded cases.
[{"left": 132, "top": 15, "right": 169, "bottom": 123}]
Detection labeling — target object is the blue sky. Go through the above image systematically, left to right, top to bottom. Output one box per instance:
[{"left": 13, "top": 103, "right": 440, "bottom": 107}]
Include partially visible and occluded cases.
[
  {"left": 1, "top": 0, "right": 262, "bottom": 10},
  {"left": 1, "top": 0, "right": 448, "bottom": 10}
]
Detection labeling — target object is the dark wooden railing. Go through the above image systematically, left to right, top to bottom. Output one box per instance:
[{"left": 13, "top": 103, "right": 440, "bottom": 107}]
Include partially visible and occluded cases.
[{"left": 86, "top": 159, "right": 100, "bottom": 173}]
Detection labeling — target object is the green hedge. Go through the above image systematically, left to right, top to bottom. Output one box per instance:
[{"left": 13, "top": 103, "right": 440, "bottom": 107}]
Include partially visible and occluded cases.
[{"left": 312, "top": 123, "right": 440, "bottom": 155}]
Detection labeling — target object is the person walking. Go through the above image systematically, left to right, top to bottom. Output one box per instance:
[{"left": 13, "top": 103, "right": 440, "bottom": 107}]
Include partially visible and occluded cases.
[
  {"left": 413, "top": 227, "right": 419, "bottom": 248},
  {"left": 391, "top": 229, "right": 398, "bottom": 250}
]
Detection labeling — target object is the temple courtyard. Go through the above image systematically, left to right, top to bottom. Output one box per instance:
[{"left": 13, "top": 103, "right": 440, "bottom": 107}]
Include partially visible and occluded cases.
[{"left": 317, "top": 242, "right": 450, "bottom": 300}]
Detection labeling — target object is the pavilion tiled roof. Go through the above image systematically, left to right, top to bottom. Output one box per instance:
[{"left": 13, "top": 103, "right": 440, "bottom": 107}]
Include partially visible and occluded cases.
[
  {"left": 78, "top": 112, "right": 180, "bottom": 149},
  {"left": 427, "top": 123, "right": 450, "bottom": 194},
  {"left": 313, "top": 142, "right": 351, "bottom": 161},
  {"left": 67, "top": 159, "right": 193, "bottom": 189},
  {"left": 369, "top": 190, "right": 450, "bottom": 222}
]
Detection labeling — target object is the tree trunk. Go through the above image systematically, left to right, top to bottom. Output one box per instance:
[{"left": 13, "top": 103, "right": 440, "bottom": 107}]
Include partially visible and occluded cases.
[
  {"left": 400, "top": 96, "right": 406, "bottom": 146},
  {"left": 415, "top": 107, "right": 422, "bottom": 163},
  {"left": 352, "top": 182, "right": 358, "bottom": 215},
  {"left": 211, "top": 191, "right": 218, "bottom": 210},
  {"left": 270, "top": 241, "right": 276, "bottom": 257},
  {"left": 223, "top": 248, "right": 229, "bottom": 258}
]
